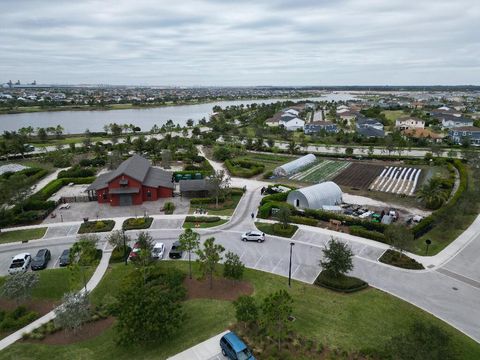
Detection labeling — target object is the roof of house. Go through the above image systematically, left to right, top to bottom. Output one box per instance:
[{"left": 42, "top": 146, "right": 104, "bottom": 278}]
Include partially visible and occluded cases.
[
  {"left": 441, "top": 115, "right": 473, "bottom": 123},
  {"left": 396, "top": 116, "right": 425, "bottom": 123},
  {"left": 307, "top": 121, "right": 335, "bottom": 126},
  {"left": 357, "top": 126, "right": 385, "bottom": 138},
  {"left": 450, "top": 126, "right": 480, "bottom": 132},
  {"left": 86, "top": 154, "right": 173, "bottom": 191},
  {"left": 179, "top": 179, "right": 214, "bottom": 192}
]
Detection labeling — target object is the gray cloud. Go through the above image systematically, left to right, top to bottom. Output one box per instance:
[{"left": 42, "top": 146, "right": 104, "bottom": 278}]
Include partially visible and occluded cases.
[{"left": 0, "top": 0, "right": 479, "bottom": 85}]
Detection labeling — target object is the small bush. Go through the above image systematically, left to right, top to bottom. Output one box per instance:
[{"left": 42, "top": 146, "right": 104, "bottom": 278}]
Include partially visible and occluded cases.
[
  {"left": 58, "top": 165, "right": 96, "bottom": 179},
  {"left": 163, "top": 202, "right": 175, "bottom": 214},
  {"left": 290, "top": 215, "right": 318, "bottom": 226},
  {"left": 185, "top": 216, "right": 221, "bottom": 223},
  {"left": 122, "top": 217, "right": 153, "bottom": 230},
  {"left": 78, "top": 220, "right": 115, "bottom": 234},
  {"left": 349, "top": 226, "right": 387, "bottom": 243},
  {"left": 379, "top": 249, "right": 424, "bottom": 270},
  {"left": 314, "top": 270, "right": 368, "bottom": 293}
]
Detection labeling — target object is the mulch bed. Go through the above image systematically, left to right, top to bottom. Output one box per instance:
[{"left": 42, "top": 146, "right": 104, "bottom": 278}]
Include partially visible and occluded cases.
[
  {"left": 184, "top": 277, "right": 253, "bottom": 301},
  {"left": 0, "top": 298, "right": 55, "bottom": 316},
  {"left": 25, "top": 317, "right": 115, "bottom": 345}
]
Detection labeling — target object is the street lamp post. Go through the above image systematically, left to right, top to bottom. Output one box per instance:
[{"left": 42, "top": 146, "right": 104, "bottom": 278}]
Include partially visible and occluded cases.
[
  {"left": 123, "top": 229, "right": 128, "bottom": 266},
  {"left": 425, "top": 239, "right": 432, "bottom": 256},
  {"left": 288, "top": 242, "right": 295, "bottom": 287}
]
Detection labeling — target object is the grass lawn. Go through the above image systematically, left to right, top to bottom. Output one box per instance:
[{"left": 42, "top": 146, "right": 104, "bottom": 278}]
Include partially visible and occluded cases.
[
  {"left": 382, "top": 110, "right": 406, "bottom": 125},
  {"left": 238, "top": 152, "right": 298, "bottom": 174},
  {"left": 189, "top": 193, "right": 243, "bottom": 216},
  {"left": 183, "top": 219, "right": 228, "bottom": 229},
  {"left": 0, "top": 228, "right": 47, "bottom": 244},
  {"left": 2, "top": 261, "right": 479, "bottom": 359}
]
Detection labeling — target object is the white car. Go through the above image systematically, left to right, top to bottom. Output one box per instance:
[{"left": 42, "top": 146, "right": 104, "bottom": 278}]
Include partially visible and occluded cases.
[
  {"left": 59, "top": 203, "right": 71, "bottom": 210},
  {"left": 241, "top": 231, "right": 265, "bottom": 243},
  {"left": 152, "top": 242, "right": 165, "bottom": 260},
  {"left": 8, "top": 253, "right": 31, "bottom": 274}
]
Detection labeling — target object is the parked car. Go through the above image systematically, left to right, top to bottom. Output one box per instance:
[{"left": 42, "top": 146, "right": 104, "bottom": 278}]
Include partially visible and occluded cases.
[
  {"left": 241, "top": 231, "right": 265, "bottom": 243},
  {"left": 169, "top": 241, "right": 183, "bottom": 259},
  {"left": 128, "top": 242, "right": 142, "bottom": 261},
  {"left": 152, "top": 242, "right": 165, "bottom": 260},
  {"left": 31, "top": 249, "right": 51, "bottom": 270},
  {"left": 59, "top": 249, "right": 71, "bottom": 267},
  {"left": 8, "top": 253, "right": 31, "bottom": 274},
  {"left": 220, "top": 331, "right": 255, "bottom": 360}
]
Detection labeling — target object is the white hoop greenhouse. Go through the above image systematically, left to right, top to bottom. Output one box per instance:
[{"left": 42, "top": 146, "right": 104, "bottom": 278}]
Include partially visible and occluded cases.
[
  {"left": 273, "top": 154, "right": 316, "bottom": 177},
  {"left": 287, "top": 181, "right": 343, "bottom": 209}
]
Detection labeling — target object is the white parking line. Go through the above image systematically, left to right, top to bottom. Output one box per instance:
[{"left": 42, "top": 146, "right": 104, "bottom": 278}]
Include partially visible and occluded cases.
[
  {"left": 253, "top": 254, "right": 264, "bottom": 268},
  {"left": 271, "top": 258, "right": 283, "bottom": 273},
  {"left": 291, "top": 264, "right": 301, "bottom": 277}
]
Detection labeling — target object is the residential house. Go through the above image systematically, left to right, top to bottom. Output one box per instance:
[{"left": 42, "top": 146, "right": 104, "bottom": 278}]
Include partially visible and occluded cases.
[
  {"left": 284, "top": 108, "right": 299, "bottom": 116},
  {"left": 441, "top": 114, "right": 473, "bottom": 129},
  {"left": 356, "top": 116, "right": 385, "bottom": 138},
  {"left": 395, "top": 116, "right": 425, "bottom": 130},
  {"left": 282, "top": 117, "right": 305, "bottom": 131},
  {"left": 304, "top": 121, "right": 338, "bottom": 135},
  {"left": 448, "top": 127, "right": 480, "bottom": 146},
  {"left": 86, "top": 154, "right": 174, "bottom": 206}
]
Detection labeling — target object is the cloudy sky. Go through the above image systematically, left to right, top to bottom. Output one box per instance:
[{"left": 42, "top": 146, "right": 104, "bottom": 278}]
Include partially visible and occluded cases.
[{"left": 1, "top": 0, "right": 479, "bottom": 86}]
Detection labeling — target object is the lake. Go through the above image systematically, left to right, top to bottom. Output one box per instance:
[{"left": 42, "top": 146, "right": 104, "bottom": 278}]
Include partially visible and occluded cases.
[{"left": 0, "top": 93, "right": 356, "bottom": 134}]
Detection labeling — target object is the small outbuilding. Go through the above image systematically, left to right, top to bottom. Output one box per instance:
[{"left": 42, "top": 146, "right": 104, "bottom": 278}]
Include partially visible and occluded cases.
[
  {"left": 273, "top": 154, "right": 316, "bottom": 177},
  {"left": 287, "top": 181, "right": 343, "bottom": 210}
]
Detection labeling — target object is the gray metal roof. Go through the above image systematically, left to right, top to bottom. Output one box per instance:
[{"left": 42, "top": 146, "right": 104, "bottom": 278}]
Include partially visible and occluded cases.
[
  {"left": 144, "top": 167, "right": 174, "bottom": 189},
  {"left": 179, "top": 179, "right": 213, "bottom": 192},
  {"left": 287, "top": 181, "right": 342, "bottom": 209},
  {"left": 109, "top": 187, "right": 140, "bottom": 194}
]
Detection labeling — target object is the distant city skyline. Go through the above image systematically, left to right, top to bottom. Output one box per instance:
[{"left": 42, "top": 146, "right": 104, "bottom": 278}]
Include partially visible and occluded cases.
[{"left": 1, "top": 0, "right": 479, "bottom": 86}]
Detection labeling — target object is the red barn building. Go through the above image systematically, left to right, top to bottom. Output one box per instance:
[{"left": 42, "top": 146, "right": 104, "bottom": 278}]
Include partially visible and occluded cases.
[{"left": 86, "top": 154, "right": 174, "bottom": 206}]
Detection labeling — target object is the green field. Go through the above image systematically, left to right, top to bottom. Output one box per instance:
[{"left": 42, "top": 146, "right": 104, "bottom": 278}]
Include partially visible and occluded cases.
[
  {"left": 237, "top": 152, "right": 299, "bottom": 173},
  {"left": 290, "top": 159, "right": 351, "bottom": 183},
  {"left": 0, "top": 228, "right": 47, "bottom": 244},
  {"left": 1, "top": 261, "right": 479, "bottom": 359}
]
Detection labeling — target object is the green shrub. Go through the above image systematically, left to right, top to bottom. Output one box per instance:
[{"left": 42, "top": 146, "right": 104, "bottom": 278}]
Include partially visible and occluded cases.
[
  {"left": 225, "top": 159, "right": 265, "bottom": 178},
  {"left": 58, "top": 165, "right": 96, "bottom": 179},
  {"left": 260, "top": 191, "right": 291, "bottom": 205},
  {"left": 257, "top": 201, "right": 295, "bottom": 219},
  {"left": 163, "top": 202, "right": 175, "bottom": 214},
  {"left": 290, "top": 215, "right": 318, "bottom": 226},
  {"left": 185, "top": 216, "right": 221, "bottom": 223},
  {"left": 122, "top": 217, "right": 153, "bottom": 230},
  {"left": 78, "top": 220, "right": 115, "bottom": 234},
  {"left": 255, "top": 222, "right": 298, "bottom": 238},
  {"left": 349, "top": 226, "right": 387, "bottom": 243},
  {"left": 110, "top": 245, "right": 132, "bottom": 263},
  {"left": 379, "top": 249, "right": 424, "bottom": 270},
  {"left": 314, "top": 270, "right": 368, "bottom": 293},
  {"left": 0, "top": 306, "right": 39, "bottom": 332}
]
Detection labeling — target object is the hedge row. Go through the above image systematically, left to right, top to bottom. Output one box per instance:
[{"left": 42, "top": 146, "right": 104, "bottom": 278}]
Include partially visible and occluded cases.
[
  {"left": 225, "top": 159, "right": 265, "bottom": 178},
  {"left": 412, "top": 159, "right": 467, "bottom": 239},
  {"left": 58, "top": 166, "right": 96, "bottom": 179},
  {"left": 33, "top": 177, "right": 96, "bottom": 201},
  {"left": 260, "top": 191, "right": 291, "bottom": 205},
  {"left": 258, "top": 201, "right": 296, "bottom": 219},
  {"left": 302, "top": 208, "right": 387, "bottom": 233},
  {"left": 290, "top": 215, "right": 318, "bottom": 226},
  {"left": 185, "top": 216, "right": 221, "bottom": 223},
  {"left": 122, "top": 217, "right": 153, "bottom": 230},
  {"left": 78, "top": 220, "right": 115, "bottom": 234},
  {"left": 349, "top": 226, "right": 387, "bottom": 244},
  {"left": 379, "top": 249, "right": 424, "bottom": 270}
]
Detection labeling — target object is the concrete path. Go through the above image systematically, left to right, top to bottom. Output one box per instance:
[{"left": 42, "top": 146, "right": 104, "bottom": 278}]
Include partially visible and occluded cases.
[
  {"left": 0, "top": 246, "right": 113, "bottom": 351},
  {"left": 167, "top": 331, "right": 229, "bottom": 360}
]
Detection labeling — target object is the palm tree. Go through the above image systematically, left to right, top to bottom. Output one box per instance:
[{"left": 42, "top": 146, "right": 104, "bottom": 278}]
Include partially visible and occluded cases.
[{"left": 417, "top": 178, "right": 449, "bottom": 210}]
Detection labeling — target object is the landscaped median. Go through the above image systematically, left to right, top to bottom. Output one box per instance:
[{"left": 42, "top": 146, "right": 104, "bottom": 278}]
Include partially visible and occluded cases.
[
  {"left": 189, "top": 187, "right": 244, "bottom": 216},
  {"left": 183, "top": 216, "right": 228, "bottom": 229},
  {"left": 122, "top": 217, "right": 153, "bottom": 230},
  {"left": 78, "top": 220, "right": 115, "bottom": 234},
  {"left": 255, "top": 221, "right": 298, "bottom": 238},
  {"left": 0, "top": 227, "right": 47, "bottom": 244},
  {"left": 379, "top": 249, "right": 425, "bottom": 270},
  {"left": 314, "top": 270, "right": 368, "bottom": 293}
]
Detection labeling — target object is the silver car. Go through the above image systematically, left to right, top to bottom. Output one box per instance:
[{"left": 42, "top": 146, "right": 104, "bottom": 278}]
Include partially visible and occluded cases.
[
  {"left": 241, "top": 231, "right": 265, "bottom": 243},
  {"left": 8, "top": 253, "right": 31, "bottom": 274}
]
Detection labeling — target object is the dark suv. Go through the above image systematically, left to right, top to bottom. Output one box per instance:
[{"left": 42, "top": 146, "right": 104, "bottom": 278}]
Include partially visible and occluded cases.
[
  {"left": 168, "top": 241, "right": 183, "bottom": 259},
  {"left": 31, "top": 249, "right": 51, "bottom": 270},
  {"left": 59, "top": 249, "right": 71, "bottom": 267},
  {"left": 220, "top": 332, "right": 255, "bottom": 360}
]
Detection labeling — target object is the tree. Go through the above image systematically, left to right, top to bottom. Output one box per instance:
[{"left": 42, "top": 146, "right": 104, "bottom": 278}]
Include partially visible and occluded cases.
[
  {"left": 186, "top": 119, "right": 194, "bottom": 127},
  {"left": 54, "top": 125, "right": 64, "bottom": 139},
  {"left": 37, "top": 127, "right": 48, "bottom": 141},
  {"left": 83, "top": 129, "right": 92, "bottom": 148},
  {"left": 288, "top": 140, "right": 299, "bottom": 154},
  {"left": 345, "top": 147, "right": 354, "bottom": 156},
  {"left": 161, "top": 149, "right": 172, "bottom": 169},
  {"left": 207, "top": 170, "right": 231, "bottom": 208},
  {"left": 8, "top": 173, "right": 32, "bottom": 212},
  {"left": 417, "top": 177, "right": 448, "bottom": 210},
  {"left": 276, "top": 205, "right": 291, "bottom": 229},
  {"left": 385, "top": 224, "right": 413, "bottom": 254},
  {"left": 178, "top": 228, "right": 200, "bottom": 279},
  {"left": 70, "top": 234, "right": 99, "bottom": 291},
  {"left": 196, "top": 237, "right": 225, "bottom": 289},
  {"left": 320, "top": 237, "right": 354, "bottom": 278},
  {"left": 223, "top": 251, "right": 245, "bottom": 283},
  {"left": 1, "top": 272, "right": 39, "bottom": 304},
  {"left": 260, "top": 290, "right": 293, "bottom": 349},
  {"left": 54, "top": 292, "right": 91, "bottom": 334},
  {"left": 233, "top": 295, "right": 258, "bottom": 329},
  {"left": 385, "top": 321, "right": 456, "bottom": 360}
]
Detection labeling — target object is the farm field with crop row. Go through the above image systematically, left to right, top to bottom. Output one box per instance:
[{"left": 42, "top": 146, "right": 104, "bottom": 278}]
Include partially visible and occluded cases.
[
  {"left": 239, "top": 152, "right": 298, "bottom": 172},
  {"left": 290, "top": 160, "right": 351, "bottom": 183},
  {"left": 333, "top": 163, "right": 384, "bottom": 189},
  {"left": 369, "top": 166, "right": 422, "bottom": 196}
]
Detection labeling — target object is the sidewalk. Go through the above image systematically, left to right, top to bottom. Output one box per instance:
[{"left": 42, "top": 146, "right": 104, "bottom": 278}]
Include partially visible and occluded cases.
[
  {"left": 0, "top": 247, "right": 113, "bottom": 351},
  {"left": 167, "top": 331, "right": 229, "bottom": 360}
]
